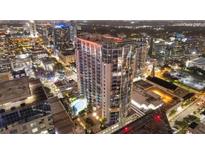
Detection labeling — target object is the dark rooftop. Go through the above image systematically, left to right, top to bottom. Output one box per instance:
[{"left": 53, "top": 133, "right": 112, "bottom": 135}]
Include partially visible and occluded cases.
[
  {"left": 78, "top": 33, "right": 124, "bottom": 44},
  {"left": 61, "top": 49, "right": 75, "bottom": 56},
  {"left": 147, "top": 76, "right": 178, "bottom": 91},
  {"left": 0, "top": 77, "right": 30, "bottom": 104},
  {"left": 134, "top": 80, "right": 153, "bottom": 90},
  {"left": 183, "top": 93, "right": 195, "bottom": 100},
  {"left": 49, "top": 97, "right": 75, "bottom": 134},
  {"left": 0, "top": 102, "right": 51, "bottom": 129},
  {"left": 113, "top": 108, "right": 172, "bottom": 134},
  {"left": 189, "top": 122, "right": 198, "bottom": 129}
]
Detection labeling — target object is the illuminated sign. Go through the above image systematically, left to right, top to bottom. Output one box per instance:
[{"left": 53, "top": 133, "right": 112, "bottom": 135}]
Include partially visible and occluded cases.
[{"left": 55, "top": 23, "right": 71, "bottom": 29}]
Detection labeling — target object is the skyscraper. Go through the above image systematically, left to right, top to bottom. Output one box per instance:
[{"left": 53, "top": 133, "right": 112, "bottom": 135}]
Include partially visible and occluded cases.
[
  {"left": 28, "top": 20, "right": 37, "bottom": 38},
  {"left": 53, "top": 22, "right": 76, "bottom": 53},
  {"left": 76, "top": 34, "right": 137, "bottom": 124},
  {"left": 134, "top": 44, "right": 149, "bottom": 77}
]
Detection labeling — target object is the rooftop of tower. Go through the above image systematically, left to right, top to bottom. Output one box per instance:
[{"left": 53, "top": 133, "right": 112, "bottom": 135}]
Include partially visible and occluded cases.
[{"left": 77, "top": 33, "right": 124, "bottom": 44}]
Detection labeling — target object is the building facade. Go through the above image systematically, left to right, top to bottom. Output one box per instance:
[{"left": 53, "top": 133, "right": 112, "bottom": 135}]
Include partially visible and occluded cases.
[
  {"left": 53, "top": 23, "right": 76, "bottom": 53},
  {"left": 76, "top": 34, "right": 137, "bottom": 124},
  {"left": 134, "top": 44, "right": 148, "bottom": 77},
  {"left": 59, "top": 48, "right": 75, "bottom": 65},
  {"left": 0, "top": 59, "right": 11, "bottom": 73},
  {"left": 0, "top": 77, "right": 54, "bottom": 134}
]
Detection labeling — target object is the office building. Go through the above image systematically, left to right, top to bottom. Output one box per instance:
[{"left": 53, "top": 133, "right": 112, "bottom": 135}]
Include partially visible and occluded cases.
[
  {"left": 28, "top": 21, "right": 37, "bottom": 38},
  {"left": 53, "top": 23, "right": 76, "bottom": 53},
  {"left": 76, "top": 33, "right": 137, "bottom": 124}
]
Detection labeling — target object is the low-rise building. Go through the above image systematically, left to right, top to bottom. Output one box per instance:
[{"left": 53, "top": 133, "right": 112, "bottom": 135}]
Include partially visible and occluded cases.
[
  {"left": 59, "top": 48, "right": 75, "bottom": 65},
  {"left": 32, "top": 50, "right": 48, "bottom": 60},
  {"left": 11, "top": 56, "right": 32, "bottom": 72},
  {"left": 41, "top": 57, "right": 54, "bottom": 71},
  {"left": 186, "top": 57, "right": 205, "bottom": 71},
  {"left": 0, "top": 59, "right": 11, "bottom": 73},
  {"left": 12, "top": 69, "right": 27, "bottom": 79},
  {"left": 0, "top": 72, "right": 12, "bottom": 81},
  {"left": 0, "top": 77, "right": 58, "bottom": 134},
  {"left": 131, "top": 78, "right": 194, "bottom": 117},
  {"left": 55, "top": 79, "right": 77, "bottom": 92},
  {"left": 131, "top": 81, "right": 163, "bottom": 111},
  {"left": 49, "top": 97, "right": 75, "bottom": 134},
  {"left": 188, "top": 122, "right": 205, "bottom": 134}
]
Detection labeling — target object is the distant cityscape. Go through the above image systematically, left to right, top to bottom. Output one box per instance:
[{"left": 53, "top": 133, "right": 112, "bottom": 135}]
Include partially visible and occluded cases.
[{"left": 0, "top": 20, "right": 205, "bottom": 134}]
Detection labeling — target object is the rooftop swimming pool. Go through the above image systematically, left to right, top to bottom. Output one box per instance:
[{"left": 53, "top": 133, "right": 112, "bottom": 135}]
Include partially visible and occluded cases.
[{"left": 70, "top": 98, "right": 88, "bottom": 115}]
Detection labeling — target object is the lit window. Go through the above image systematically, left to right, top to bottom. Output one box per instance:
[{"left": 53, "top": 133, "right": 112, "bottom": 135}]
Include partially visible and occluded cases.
[
  {"left": 30, "top": 122, "right": 36, "bottom": 127},
  {"left": 40, "top": 124, "right": 46, "bottom": 129},
  {"left": 32, "top": 128, "right": 38, "bottom": 133},
  {"left": 41, "top": 130, "right": 48, "bottom": 134}
]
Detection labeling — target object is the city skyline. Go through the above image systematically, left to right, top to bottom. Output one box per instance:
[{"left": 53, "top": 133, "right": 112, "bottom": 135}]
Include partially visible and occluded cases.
[{"left": 0, "top": 20, "right": 205, "bottom": 134}]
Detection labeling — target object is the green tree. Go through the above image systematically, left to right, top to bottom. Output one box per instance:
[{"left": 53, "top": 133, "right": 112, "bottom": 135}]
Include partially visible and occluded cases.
[
  {"left": 87, "top": 103, "right": 93, "bottom": 113},
  {"left": 169, "top": 109, "right": 177, "bottom": 116}
]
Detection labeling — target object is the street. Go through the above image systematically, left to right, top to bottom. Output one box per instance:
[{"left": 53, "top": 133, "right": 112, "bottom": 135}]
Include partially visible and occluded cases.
[{"left": 168, "top": 95, "right": 204, "bottom": 127}]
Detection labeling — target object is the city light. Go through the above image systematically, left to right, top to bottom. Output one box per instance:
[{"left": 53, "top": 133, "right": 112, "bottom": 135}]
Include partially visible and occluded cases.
[
  {"left": 1, "top": 20, "right": 205, "bottom": 134},
  {"left": 55, "top": 23, "right": 70, "bottom": 29},
  {"left": 6, "top": 29, "right": 10, "bottom": 34},
  {"left": 192, "top": 51, "right": 196, "bottom": 55},
  {"left": 92, "top": 112, "right": 97, "bottom": 117},
  {"left": 154, "top": 115, "right": 161, "bottom": 123},
  {"left": 123, "top": 127, "right": 129, "bottom": 133}
]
